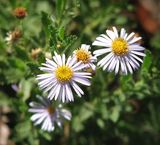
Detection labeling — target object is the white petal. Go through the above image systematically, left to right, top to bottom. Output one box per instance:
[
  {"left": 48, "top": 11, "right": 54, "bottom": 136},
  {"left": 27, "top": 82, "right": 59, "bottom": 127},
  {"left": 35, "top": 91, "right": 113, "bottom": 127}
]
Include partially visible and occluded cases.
[
  {"left": 112, "top": 27, "right": 118, "bottom": 38},
  {"left": 120, "top": 28, "right": 126, "bottom": 38},
  {"left": 106, "top": 30, "right": 116, "bottom": 40},
  {"left": 126, "top": 32, "right": 135, "bottom": 41},
  {"left": 100, "top": 34, "right": 111, "bottom": 41},
  {"left": 95, "top": 37, "right": 111, "bottom": 44},
  {"left": 128, "top": 37, "right": 142, "bottom": 44},
  {"left": 92, "top": 40, "right": 110, "bottom": 47},
  {"left": 81, "top": 44, "right": 90, "bottom": 50},
  {"left": 129, "top": 45, "right": 145, "bottom": 51},
  {"left": 93, "top": 48, "right": 112, "bottom": 57},
  {"left": 131, "top": 51, "right": 146, "bottom": 57},
  {"left": 98, "top": 52, "right": 113, "bottom": 67},
  {"left": 130, "top": 53, "right": 143, "bottom": 63},
  {"left": 62, "top": 54, "right": 66, "bottom": 65},
  {"left": 103, "top": 55, "right": 115, "bottom": 70},
  {"left": 67, "top": 56, "right": 77, "bottom": 67},
  {"left": 108, "top": 57, "right": 117, "bottom": 71},
  {"left": 125, "top": 57, "right": 133, "bottom": 74},
  {"left": 46, "top": 58, "right": 57, "bottom": 68},
  {"left": 115, "top": 58, "right": 120, "bottom": 74},
  {"left": 42, "top": 63, "right": 56, "bottom": 70},
  {"left": 74, "top": 72, "right": 91, "bottom": 78},
  {"left": 36, "top": 73, "right": 54, "bottom": 80},
  {"left": 71, "top": 81, "right": 84, "bottom": 97},
  {"left": 48, "top": 83, "right": 60, "bottom": 100},
  {"left": 54, "top": 84, "right": 61, "bottom": 100},
  {"left": 65, "top": 84, "right": 74, "bottom": 102}
]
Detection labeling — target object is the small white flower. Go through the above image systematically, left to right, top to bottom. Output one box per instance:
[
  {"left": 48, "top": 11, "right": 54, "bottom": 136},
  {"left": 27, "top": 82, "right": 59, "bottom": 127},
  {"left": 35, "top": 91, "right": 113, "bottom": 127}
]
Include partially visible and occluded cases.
[
  {"left": 93, "top": 27, "right": 146, "bottom": 75},
  {"left": 73, "top": 44, "right": 97, "bottom": 71},
  {"left": 37, "top": 52, "right": 91, "bottom": 102},
  {"left": 28, "top": 96, "right": 71, "bottom": 132}
]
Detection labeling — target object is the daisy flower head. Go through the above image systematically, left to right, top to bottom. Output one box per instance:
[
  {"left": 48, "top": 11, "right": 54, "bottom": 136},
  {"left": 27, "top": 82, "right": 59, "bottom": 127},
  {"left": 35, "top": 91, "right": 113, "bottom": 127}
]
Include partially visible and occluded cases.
[
  {"left": 92, "top": 27, "right": 146, "bottom": 75},
  {"left": 73, "top": 44, "right": 97, "bottom": 71},
  {"left": 36, "top": 52, "right": 92, "bottom": 102},
  {"left": 28, "top": 96, "right": 71, "bottom": 132}
]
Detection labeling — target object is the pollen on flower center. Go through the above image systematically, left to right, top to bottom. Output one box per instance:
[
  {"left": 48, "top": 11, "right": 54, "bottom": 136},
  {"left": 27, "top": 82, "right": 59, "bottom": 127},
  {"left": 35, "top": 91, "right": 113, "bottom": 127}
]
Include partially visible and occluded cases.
[
  {"left": 112, "top": 38, "right": 128, "bottom": 55},
  {"left": 76, "top": 49, "right": 90, "bottom": 63},
  {"left": 55, "top": 65, "right": 73, "bottom": 82},
  {"left": 47, "top": 106, "right": 55, "bottom": 114}
]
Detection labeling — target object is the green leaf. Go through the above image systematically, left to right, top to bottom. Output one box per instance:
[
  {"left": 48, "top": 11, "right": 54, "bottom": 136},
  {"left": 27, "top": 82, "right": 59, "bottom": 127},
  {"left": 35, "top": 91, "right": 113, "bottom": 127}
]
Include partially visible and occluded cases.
[
  {"left": 56, "top": 0, "right": 67, "bottom": 20},
  {"left": 41, "top": 11, "right": 52, "bottom": 38},
  {"left": 58, "top": 26, "right": 65, "bottom": 40},
  {"left": 141, "top": 50, "right": 152, "bottom": 74},
  {"left": 19, "top": 78, "right": 34, "bottom": 101},
  {"left": 109, "top": 106, "right": 121, "bottom": 122},
  {"left": 15, "top": 120, "right": 32, "bottom": 141}
]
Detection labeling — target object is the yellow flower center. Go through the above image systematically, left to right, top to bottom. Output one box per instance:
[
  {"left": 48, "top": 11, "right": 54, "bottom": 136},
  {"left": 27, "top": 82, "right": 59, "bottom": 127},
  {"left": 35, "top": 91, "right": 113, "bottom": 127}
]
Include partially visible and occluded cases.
[
  {"left": 112, "top": 38, "right": 128, "bottom": 55},
  {"left": 76, "top": 48, "right": 90, "bottom": 63},
  {"left": 55, "top": 65, "right": 73, "bottom": 82},
  {"left": 47, "top": 106, "right": 55, "bottom": 114}
]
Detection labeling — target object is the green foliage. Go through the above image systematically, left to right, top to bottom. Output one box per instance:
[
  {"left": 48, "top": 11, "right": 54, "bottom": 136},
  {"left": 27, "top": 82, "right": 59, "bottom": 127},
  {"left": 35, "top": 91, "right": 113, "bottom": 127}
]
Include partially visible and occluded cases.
[{"left": 0, "top": 0, "right": 159, "bottom": 145}]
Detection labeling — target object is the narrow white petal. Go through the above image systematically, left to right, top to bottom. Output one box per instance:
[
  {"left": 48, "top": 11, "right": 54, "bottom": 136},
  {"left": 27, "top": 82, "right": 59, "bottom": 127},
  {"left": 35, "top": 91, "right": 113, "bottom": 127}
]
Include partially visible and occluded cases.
[
  {"left": 113, "top": 27, "right": 118, "bottom": 38},
  {"left": 120, "top": 28, "right": 126, "bottom": 38},
  {"left": 106, "top": 30, "right": 116, "bottom": 40},
  {"left": 126, "top": 32, "right": 135, "bottom": 41},
  {"left": 100, "top": 34, "right": 111, "bottom": 41},
  {"left": 95, "top": 37, "right": 111, "bottom": 44},
  {"left": 128, "top": 37, "right": 142, "bottom": 44},
  {"left": 92, "top": 40, "right": 110, "bottom": 47},
  {"left": 81, "top": 44, "right": 90, "bottom": 50},
  {"left": 129, "top": 45, "right": 145, "bottom": 51},
  {"left": 93, "top": 48, "right": 112, "bottom": 56},
  {"left": 131, "top": 51, "right": 146, "bottom": 57},
  {"left": 98, "top": 52, "right": 113, "bottom": 67},
  {"left": 130, "top": 53, "right": 143, "bottom": 63},
  {"left": 62, "top": 54, "right": 66, "bottom": 65},
  {"left": 103, "top": 55, "right": 115, "bottom": 70},
  {"left": 66, "top": 56, "right": 72, "bottom": 66},
  {"left": 68, "top": 56, "right": 77, "bottom": 67},
  {"left": 125, "top": 56, "right": 138, "bottom": 70},
  {"left": 129, "top": 56, "right": 140, "bottom": 67},
  {"left": 108, "top": 57, "right": 117, "bottom": 71},
  {"left": 125, "top": 57, "right": 133, "bottom": 74},
  {"left": 46, "top": 58, "right": 57, "bottom": 68},
  {"left": 115, "top": 58, "right": 120, "bottom": 74},
  {"left": 120, "top": 58, "right": 128, "bottom": 75},
  {"left": 42, "top": 63, "right": 55, "bottom": 69},
  {"left": 72, "top": 63, "right": 86, "bottom": 71},
  {"left": 39, "top": 67, "right": 54, "bottom": 72},
  {"left": 74, "top": 72, "right": 91, "bottom": 77},
  {"left": 36, "top": 73, "right": 53, "bottom": 80},
  {"left": 72, "top": 77, "right": 91, "bottom": 86},
  {"left": 71, "top": 81, "right": 84, "bottom": 97},
  {"left": 48, "top": 83, "right": 59, "bottom": 100},
  {"left": 54, "top": 84, "right": 61, "bottom": 100},
  {"left": 65, "top": 84, "right": 74, "bottom": 102}
]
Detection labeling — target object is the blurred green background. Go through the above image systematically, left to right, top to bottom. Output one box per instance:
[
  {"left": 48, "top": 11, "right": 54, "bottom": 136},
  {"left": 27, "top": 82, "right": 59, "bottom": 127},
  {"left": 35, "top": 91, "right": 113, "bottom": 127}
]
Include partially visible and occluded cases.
[{"left": 0, "top": 0, "right": 160, "bottom": 145}]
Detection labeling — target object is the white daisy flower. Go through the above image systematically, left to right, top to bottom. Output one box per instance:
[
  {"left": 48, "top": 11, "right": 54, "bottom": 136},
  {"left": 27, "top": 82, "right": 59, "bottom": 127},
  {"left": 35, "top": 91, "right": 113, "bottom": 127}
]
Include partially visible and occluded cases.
[
  {"left": 92, "top": 27, "right": 146, "bottom": 75},
  {"left": 73, "top": 44, "right": 97, "bottom": 71},
  {"left": 36, "top": 52, "right": 91, "bottom": 102},
  {"left": 28, "top": 96, "right": 71, "bottom": 132}
]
